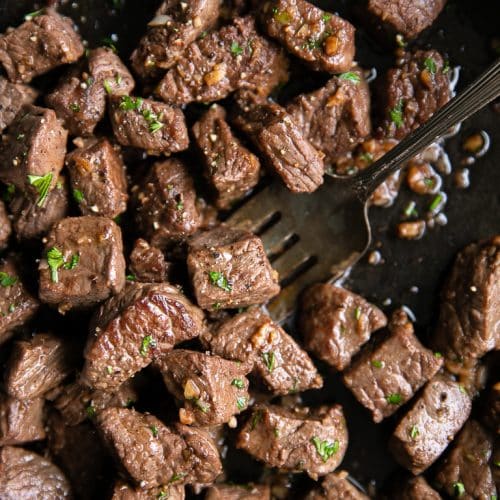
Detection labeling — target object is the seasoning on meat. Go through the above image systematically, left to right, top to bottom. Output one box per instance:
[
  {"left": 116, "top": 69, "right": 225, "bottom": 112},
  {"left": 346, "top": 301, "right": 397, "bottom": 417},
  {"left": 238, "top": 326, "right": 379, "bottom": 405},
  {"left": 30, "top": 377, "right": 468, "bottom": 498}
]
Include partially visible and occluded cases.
[
  {"left": 0, "top": 76, "right": 37, "bottom": 133},
  {"left": 0, "top": 200, "right": 12, "bottom": 250},
  {"left": 129, "top": 239, "right": 169, "bottom": 283},
  {"left": 305, "top": 470, "right": 369, "bottom": 499},
  {"left": 393, "top": 476, "right": 442, "bottom": 499},
  {"left": 112, "top": 480, "right": 185, "bottom": 500},
  {"left": 205, "top": 483, "right": 270, "bottom": 500}
]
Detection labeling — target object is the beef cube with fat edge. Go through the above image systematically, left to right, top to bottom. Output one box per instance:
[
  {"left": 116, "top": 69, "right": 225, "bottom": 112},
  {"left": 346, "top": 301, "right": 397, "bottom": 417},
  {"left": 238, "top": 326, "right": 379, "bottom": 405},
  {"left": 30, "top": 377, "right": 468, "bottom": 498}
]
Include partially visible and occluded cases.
[
  {"left": 0, "top": 9, "right": 83, "bottom": 83},
  {"left": 0, "top": 76, "right": 37, "bottom": 133},
  {"left": 192, "top": 104, "right": 260, "bottom": 209},
  {"left": 0, "top": 200, "right": 12, "bottom": 250},
  {"left": 187, "top": 226, "right": 280, "bottom": 309},
  {"left": 129, "top": 239, "right": 169, "bottom": 283},
  {"left": 82, "top": 282, "right": 207, "bottom": 391},
  {"left": 299, "top": 284, "right": 387, "bottom": 371},
  {"left": 206, "top": 307, "right": 322, "bottom": 394},
  {"left": 343, "top": 309, "right": 443, "bottom": 422},
  {"left": 390, "top": 373, "right": 472, "bottom": 474},
  {"left": 304, "top": 470, "right": 369, "bottom": 499},
  {"left": 393, "top": 476, "right": 442, "bottom": 500},
  {"left": 112, "top": 480, "right": 185, "bottom": 500},
  {"left": 205, "top": 483, "right": 270, "bottom": 500}
]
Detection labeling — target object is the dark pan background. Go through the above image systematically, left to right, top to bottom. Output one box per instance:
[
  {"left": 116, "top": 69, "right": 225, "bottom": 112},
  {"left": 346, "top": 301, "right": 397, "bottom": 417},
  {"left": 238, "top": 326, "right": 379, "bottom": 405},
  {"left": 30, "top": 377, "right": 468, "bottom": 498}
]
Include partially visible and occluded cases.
[{"left": 0, "top": 0, "right": 498, "bottom": 496}]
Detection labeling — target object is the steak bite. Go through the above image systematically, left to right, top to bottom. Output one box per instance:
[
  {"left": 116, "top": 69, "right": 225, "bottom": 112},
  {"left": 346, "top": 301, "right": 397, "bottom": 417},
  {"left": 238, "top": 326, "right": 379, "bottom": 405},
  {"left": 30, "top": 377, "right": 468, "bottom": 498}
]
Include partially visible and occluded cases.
[
  {"left": 131, "top": 0, "right": 220, "bottom": 80},
  {"left": 259, "top": 0, "right": 355, "bottom": 73},
  {"left": 0, "top": 10, "right": 84, "bottom": 83},
  {"left": 156, "top": 16, "right": 289, "bottom": 105},
  {"left": 46, "top": 47, "right": 135, "bottom": 137},
  {"left": 376, "top": 50, "right": 451, "bottom": 140},
  {"left": 287, "top": 71, "right": 371, "bottom": 166},
  {"left": 0, "top": 76, "right": 37, "bottom": 133},
  {"left": 109, "top": 94, "right": 189, "bottom": 156},
  {"left": 233, "top": 96, "right": 324, "bottom": 193},
  {"left": 192, "top": 104, "right": 260, "bottom": 209},
  {"left": 0, "top": 105, "right": 67, "bottom": 202},
  {"left": 66, "top": 138, "right": 128, "bottom": 218},
  {"left": 133, "top": 159, "right": 202, "bottom": 249},
  {"left": 0, "top": 200, "right": 12, "bottom": 250},
  {"left": 39, "top": 216, "right": 126, "bottom": 312},
  {"left": 187, "top": 226, "right": 280, "bottom": 310},
  {"left": 129, "top": 239, "right": 169, "bottom": 283},
  {"left": 82, "top": 282, "right": 206, "bottom": 391},
  {"left": 299, "top": 284, "right": 387, "bottom": 371},
  {"left": 206, "top": 308, "right": 322, "bottom": 394},
  {"left": 343, "top": 310, "right": 443, "bottom": 423},
  {"left": 156, "top": 349, "right": 250, "bottom": 426},
  {"left": 390, "top": 374, "right": 472, "bottom": 474},
  {"left": 237, "top": 404, "right": 348, "bottom": 479},
  {"left": 434, "top": 420, "right": 496, "bottom": 499},
  {"left": 305, "top": 471, "right": 369, "bottom": 499},
  {"left": 395, "top": 476, "right": 442, "bottom": 500},
  {"left": 112, "top": 481, "right": 185, "bottom": 500},
  {"left": 205, "top": 483, "right": 270, "bottom": 500}
]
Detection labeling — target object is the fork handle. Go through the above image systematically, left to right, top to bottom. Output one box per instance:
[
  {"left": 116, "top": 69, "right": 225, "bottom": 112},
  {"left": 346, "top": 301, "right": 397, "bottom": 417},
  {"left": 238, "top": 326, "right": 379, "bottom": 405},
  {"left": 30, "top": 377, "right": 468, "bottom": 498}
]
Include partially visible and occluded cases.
[{"left": 354, "top": 58, "right": 500, "bottom": 200}]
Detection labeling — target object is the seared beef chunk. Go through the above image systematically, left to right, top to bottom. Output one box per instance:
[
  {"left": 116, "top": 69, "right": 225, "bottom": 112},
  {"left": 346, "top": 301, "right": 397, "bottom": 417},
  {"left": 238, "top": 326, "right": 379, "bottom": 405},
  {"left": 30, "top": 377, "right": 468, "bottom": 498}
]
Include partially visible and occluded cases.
[
  {"left": 131, "top": 0, "right": 220, "bottom": 80},
  {"left": 260, "top": 0, "right": 355, "bottom": 73},
  {"left": 367, "top": 0, "right": 447, "bottom": 40},
  {"left": 0, "top": 10, "right": 83, "bottom": 83},
  {"left": 156, "top": 17, "right": 289, "bottom": 105},
  {"left": 46, "top": 47, "right": 135, "bottom": 137},
  {"left": 376, "top": 50, "right": 451, "bottom": 140},
  {"left": 0, "top": 77, "right": 37, "bottom": 133},
  {"left": 109, "top": 94, "right": 189, "bottom": 156},
  {"left": 233, "top": 96, "right": 324, "bottom": 193},
  {"left": 192, "top": 104, "right": 260, "bottom": 209},
  {"left": 0, "top": 105, "right": 67, "bottom": 201},
  {"left": 66, "top": 138, "right": 128, "bottom": 218},
  {"left": 133, "top": 159, "right": 202, "bottom": 249},
  {"left": 9, "top": 177, "right": 68, "bottom": 241},
  {"left": 0, "top": 200, "right": 12, "bottom": 249},
  {"left": 39, "top": 216, "right": 126, "bottom": 312},
  {"left": 187, "top": 226, "right": 280, "bottom": 309},
  {"left": 433, "top": 236, "right": 500, "bottom": 365},
  {"left": 129, "top": 239, "right": 169, "bottom": 283},
  {"left": 0, "top": 258, "right": 39, "bottom": 345},
  {"left": 83, "top": 282, "right": 206, "bottom": 390},
  {"left": 299, "top": 284, "right": 387, "bottom": 371},
  {"left": 206, "top": 308, "right": 322, "bottom": 394},
  {"left": 343, "top": 309, "right": 442, "bottom": 422},
  {"left": 4, "top": 333, "right": 73, "bottom": 400},
  {"left": 157, "top": 349, "right": 250, "bottom": 426},
  {"left": 390, "top": 374, "right": 472, "bottom": 474},
  {"left": 483, "top": 382, "right": 500, "bottom": 435},
  {"left": 0, "top": 393, "right": 45, "bottom": 446},
  {"left": 238, "top": 404, "right": 348, "bottom": 479},
  {"left": 97, "top": 408, "right": 222, "bottom": 488},
  {"left": 434, "top": 420, "right": 496, "bottom": 499},
  {"left": 0, "top": 446, "right": 71, "bottom": 498},
  {"left": 305, "top": 470, "right": 369, "bottom": 499},
  {"left": 395, "top": 476, "right": 442, "bottom": 500},
  {"left": 112, "top": 481, "right": 185, "bottom": 500},
  {"left": 205, "top": 483, "right": 270, "bottom": 499}
]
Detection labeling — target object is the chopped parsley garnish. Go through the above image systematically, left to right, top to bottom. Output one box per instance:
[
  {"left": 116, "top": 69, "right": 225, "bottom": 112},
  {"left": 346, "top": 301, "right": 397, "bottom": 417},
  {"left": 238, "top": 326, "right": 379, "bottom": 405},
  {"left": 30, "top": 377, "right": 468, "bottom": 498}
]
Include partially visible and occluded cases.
[
  {"left": 272, "top": 8, "right": 292, "bottom": 24},
  {"left": 24, "top": 9, "right": 44, "bottom": 21},
  {"left": 322, "top": 13, "right": 332, "bottom": 22},
  {"left": 395, "top": 34, "right": 407, "bottom": 48},
  {"left": 102, "top": 37, "right": 117, "bottom": 52},
  {"left": 305, "top": 37, "right": 322, "bottom": 50},
  {"left": 230, "top": 42, "right": 244, "bottom": 56},
  {"left": 424, "top": 57, "right": 437, "bottom": 74},
  {"left": 443, "top": 60, "right": 451, "bottom": 74},
  {"left": 339, "top": 71, "right": 361, "bottom": 83},
  {"left": 103, "top": 79, "right": 113, "bottom": 94},
  {"left": 119, "top": 95, "right": 143, "bottom": 111},
  {"left": 390, "top": 100, "right": 404, "bottom": 128},
  {"left": 69, "top": 103, "right": 80, "bottom": 113},
  {"left": 142, "top": 108, "right": 164, "bottom": 134},
  {"left": 16, "top": 133, "right": 25, "bottom": 141},
  {"left": 360, "top": 152, "right": 373, "bottom": 163},
  {"left": 27, "top": 172, "right": 53, "bottom": 207},
  {"left": 424, "top": 177, "right": 435, "bottom": 187},
  {"left": 2, "top": 184, "right": 15, "bottom": 202},
  {"left": 73, "top": 189, "right": 85, "bottom": 203},
  {"left": 429, "top": 193, "right": 444, "bottom": 212},
  {"left": 404, "top": 201, "right": 418, "bottom": 217},
  {"left": 46, "top": 247, "right": 65, "bottom": 283},
  {"left": 63, "top": 253, "right": 80, "bottom": 270},
  {"left": 208, "top": 271, "right": 232, "bottom": 292},
  {"left": 0, "top": 272, "right": 17, "bottom": 287},
  {"left": 126, "top": 274, "right": 136, "bottom": 282},
  {"left": 212, "top": 302, "right": 222, "bottom": 310},
  {"left": 8, "top": 304, "right": 15, "bottom": 313},
  {"left": 354, "top": 306, "right": 361, "bottom": 320},
  {"left": 140, "top": 335, "right": 156, "bottom": 357},
  {"left": 262, "top": 351, "right": 276, "bottom": 372},
  {"left": 434, "top": 351, "right": 443, "bottom": 358},
  {"left": 371, "top": 360, "right": 384, "bottom": 369},
  {"left": 106, "top": 366, "right": 113, "bottom": 375},
  {"left": 231, "top": 378, "right": 245, "bottom": 389},
  {"left": 458, "top": 384, "right": 467, "bottom": 394},
  {"left": 386, "top": 393, "right": 402, "bottom": 405},
  {"left": 236, "top": 396, "right": 247, "bottom": 410},
  {"left": 193, "top": 398, "right": 210, "bottom": 413},
  {"left": 86, "top": 404, "right": 96, "bottom": 418},
  {"left": 251, "top": 410, "right": 263, "bottom": 430},
  {"left": 150, "top": 425, "right": 159, "bottom": 438},
  {"left": 409, "top": 425, "right": 419, "bottom": 439},
  {"left": 273, "top": 427, "right": 280, "bottom": 437},
  {"left": 311, "top": 437, "right": 340, "bottom": 462},
  {"left": 169, "top": 472, "right": 187, "bottom": 483},
  {"left": 453, "top": 482, "right": 465, "bottom": 497},
  {"left": 157, "top": 491, "right": 168, "bottom": 500}
]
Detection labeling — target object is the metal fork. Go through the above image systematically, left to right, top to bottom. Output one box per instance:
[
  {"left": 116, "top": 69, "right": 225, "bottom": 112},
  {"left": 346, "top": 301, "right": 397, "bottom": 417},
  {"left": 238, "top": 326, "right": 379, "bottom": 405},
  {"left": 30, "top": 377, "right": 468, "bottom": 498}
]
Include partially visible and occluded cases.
[{"left": 227, "top": 59, "right": 500, "bottom": 323}]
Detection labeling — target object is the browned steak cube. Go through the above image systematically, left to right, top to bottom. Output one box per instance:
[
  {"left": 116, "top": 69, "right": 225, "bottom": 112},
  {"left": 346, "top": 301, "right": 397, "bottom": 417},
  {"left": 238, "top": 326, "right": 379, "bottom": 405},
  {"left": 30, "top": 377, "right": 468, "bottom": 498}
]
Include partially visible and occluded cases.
[
  {"left": 131, "top": 0, "right": 220, "bottom": 80},
  {"left": 260, "top": 0, "right": 355, "bottom": 73},
  {"left": 367, "top": 0, "right": 447, "bottom": 40},
  {"left": 0, "top": 10, "right": 83, "bottom": 83},
  {"left": 156, "top": 17, "right": 289, "bottom": 105},
  {"left": 46, "top": 47, "right": 134, "bottom": 137},
  {"left": 376, "top": 50, "right": 451, "bottom": 140},
  {"left": 287, "top": 70, "right": 371, "bottom": 165},
  {"left": 0, "top": 76, "right": 37, "bottom": 133},
  {"left": 109, "top": 94, "right": 188, "bottom": 156},
  {"left": 233, "top": 96, "right": 324, "bottom": 193},
  {"left": 192, "top": 104, "right": 260, "bottom": 209},
  {"left": 0, "top": 105, "right": 67, "bottom": 202},
  {"left": 66, "top": 138, "right": 128, "bottom": 218},
  {"left": 133, "top": 159, "right": 202, "bottom": 249},
  {"left": 0, "top": 200, "right": 11, "bottom": 250},
  {"left": 39, "top": 216, "right": 125, "bottom": 312},
  {"left": 187, "top": 226, "right": 280, "bottom": 309},
  {"left": 433, "top": 236, "right": 500, "bottom": 365},
  {"left": 129, "top": 239, "right": 169, "bottom": 283},
  {"left": 0, "top": 258, "right": 39, "bottom": 345},
  {"left": 82, "top": 282, "right": 206, "bottom": 391},
  {"left": 299, "top": 284, "right": 387, "bottom": 371},
  {"left": 207, "top": 308, "right": 322, "bottom": 394},
  {"left": 343, "top": 310, "right": 443, "bottom": 422},
  {"left": 4, "top": 333, "right": 74, "bottom": 400},
  {"left": 156, "top": 349, "right": 250, "bottom": 426},
  {"left": 390, "top": 374, "right": 472, "bottom": 474},
  {"left": 483, "top": 382, "right": 500, "bottom": 435},
  {"left": 0, "top": 393, "right": 45, "bottom": 446},
  {"left": 237, "top": 404, "right": 348, "bottom": 479},
  {"left": 97, "top": 408, "right": 222, "bottom": 488},
  {"left": 434, "top": 420, "right": 496, "bottom": 499},
  {"left": 0, "top": 446, "right": 71, "bottom": 498},
  {"left": 305, "top": 471, "right": 369, "bottom": 499},
  {"left": 394, "top": 476, "right": 442, "bottom": 500},
  {"left": 112, "top": 481, "right": 185, "bottom": 500},
  {"left": 205, "top": 483, "right": 270, "bottom": 500}
]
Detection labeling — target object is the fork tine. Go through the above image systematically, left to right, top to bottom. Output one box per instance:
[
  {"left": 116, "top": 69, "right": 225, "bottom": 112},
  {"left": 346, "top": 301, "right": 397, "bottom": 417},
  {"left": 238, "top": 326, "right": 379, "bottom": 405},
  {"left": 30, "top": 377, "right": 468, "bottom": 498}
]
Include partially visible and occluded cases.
[
  {"left": 260, "top": 219, "right": 295, "bottom": 256},
  {"left": 271, "top": 244, "right": 311, "bottom": 280}
]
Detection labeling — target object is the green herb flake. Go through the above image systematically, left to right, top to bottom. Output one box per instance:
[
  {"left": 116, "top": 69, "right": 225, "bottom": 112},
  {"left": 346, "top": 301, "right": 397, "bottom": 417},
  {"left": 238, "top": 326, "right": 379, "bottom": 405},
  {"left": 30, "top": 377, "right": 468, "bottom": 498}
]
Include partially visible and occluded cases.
[
  {"left": 272, "top": 8, "right": 292, "bottom": 24},
  {"left": 24, "top": 9, "right": 44, "bottom": 21},
  {"left": 322, "top": 13, "right": 332, "bottom": 22},
  {"left": 395, "top": 34, "right": 407, "bottom": 48},
  {"left": 102, "top": 37, "right": 117, "bottom": 52},
  {"left": 230, "top": 42, "right": 244, "bottom": 56},
  {"left": 424, "top": 57, "right": 437, "bottom": 74},
  {"left": 443, "top": 60, "right": 451, "bottom": 74},
  {"left": 339, "top": 71, "right": 361, "bottom": 83},
  {"left": 103, "top": 79, "right": 113, "bottom": 94},
  {"left": 119, "top": 95, "right": 143, "bottom": 111},
  {"left": 390, "top": 100, "right": 404, "bottom": 128},
  {"left": 69, "top": 103, "right": 80, "bottom": 113},
  {"left": 142, "top": 108, "right": 164, "bottom": 134},
  {"left": 16, "top": 133, "right": 25, "bottom": 141},
  {"left": 360, "top": 152, "right": 373, "bottom": 163},
  {"left": 27, "top": 172, "right": 53, "bottom": 207},
  {"left": 2, "top": 184, "right": 15, "bottom": 202},
  {"left": 73, "top": 189, "right": 85, "bottom": 204},
  {"left": 429, "top": 193, "right": 444, "bottom": 212},
  {"left": 404, "top": 201, "right": 418, "bottom": 218},
  {"left": 46, "top": 247, "right": 64, "bottom": 283},
  {"left": 63, "top": 253, "right": 80, "bottom": 270},
  {"left": 208, "top": 271, "right": 232, "bottom": 292},
  {"left": 0, "top": 272, "right": 17, "bottom": 287},
  {"left": 126, "top": 274, "right": 136, "bottom": 282},
  {"left": 212, "top": 302, "right": 222, "bottom": 310},
  {"left": 8, "top": 304, "right": 15, "bottom": 313},
  {"left": 354, "top": 306, "right": 361, "bottom": 320},
  {"left": 140, "top": 335, "right": 156, "bottom": 357},
  {"left": 262, "top": 351, "right": 276, "bottom": 372},
  {"left": 434, "top": 351, "right": 443, "bottom": 358},
  {"left": 371, "top": 360, "right": 384, "bottom": 369},
  {"left": 106, "top": 366, "right": 113, "bottom": 375},
  {"left": 231, "top": 378, "right": 245, "bottom": 389},
  {"left": 458, "top": 384, "right": 467, "bottom": 395},
  {"left": 386, "top": 393, "right": 402, "bottom": 405},
  {"left": 236, "top": 396, "right": 247, "bottom": 410},
  {"left": 192, "top": 398, "right": 210, "bottom": 413},
  {"left": 86, "top": 404, "right": 96, "bottom": 419},
  {"left": 251, "top": 410, "right": 263, "bottom": 430},
  {"left": 150, "top": 425, "right": 159, "bottom": 438},
  {"left": 409, "top": 425, "right": 419, "bottom": 439},
  {"left": 273, "top": 427, "right": 280, "bottom": 437},
  {"left": 311, "top": 437, "right": 340, "bottom": 462},
  {"left": 494, "top": 461, "right": 500, "bottom": 467},
  {"left": 169, "top": 472, "right": 187, "bottom": 483},
  {"left": 453, "top": 482, "right": 465, "bottom": 497},
  {"left": 157, "top": 491, "right": 167, "bottom": 500}
]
